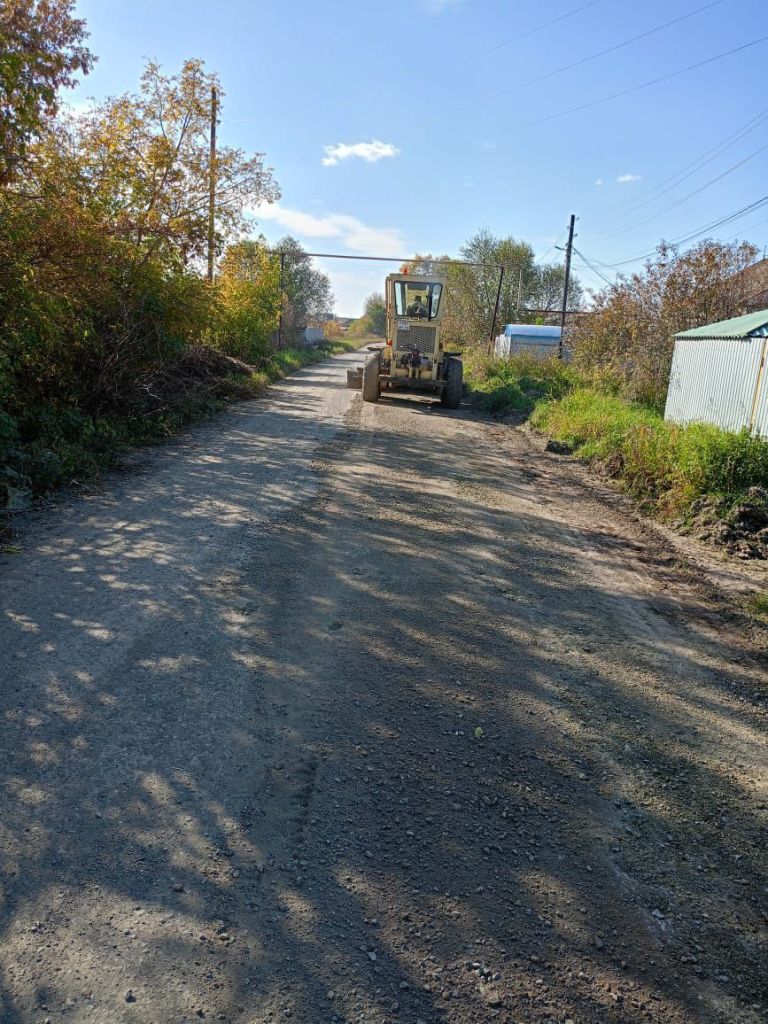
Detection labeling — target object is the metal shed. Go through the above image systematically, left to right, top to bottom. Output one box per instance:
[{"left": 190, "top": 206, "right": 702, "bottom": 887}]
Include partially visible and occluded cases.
[
  {"left": 664, "top": 310, "right": 768, "bottom": 438},
  {"left": 494, "top": 323, "right": 562, "bottom": 359}
]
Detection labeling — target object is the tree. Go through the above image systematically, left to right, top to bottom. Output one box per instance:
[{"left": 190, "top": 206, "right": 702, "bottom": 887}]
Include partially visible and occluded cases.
[
  {"left": 0, "top": 0, "right": 94, "bottom": 182},
  {"left": 70, "top": 59, "right": 280, "bottom": 265},
  {"left": 409, "top": 229, "right": 582, "bottom": 346},
  {"left": 275, "top": 236, "right": 334, "bottom": 334},
  {"left": 571, "top": 239, "right": 759, "bottom": 408},
  {"left": 215, "top": 240, "right": 280, "bottom": 361},
  {"left": 530, "top": 262, "right": 583, "bottom": 315},
  {"left": 349, "top": 292, "right": 385, "bottom": 338},
  {"left": 363, "top": 292, "right": 386, "bottom": 336}
]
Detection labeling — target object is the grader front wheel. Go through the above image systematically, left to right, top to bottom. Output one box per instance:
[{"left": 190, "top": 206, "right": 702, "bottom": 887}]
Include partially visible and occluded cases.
[{"left": 362, "top": 354, "right": 381, "bottom": 403}]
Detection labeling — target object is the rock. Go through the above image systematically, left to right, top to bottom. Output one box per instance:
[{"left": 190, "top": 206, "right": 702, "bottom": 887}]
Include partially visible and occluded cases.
[
  {"left": 545, "top": 439, "right": 573, "bottom": 455},
  {"left": 125, "top": 990, "right": 137, "bottom": 1003}
]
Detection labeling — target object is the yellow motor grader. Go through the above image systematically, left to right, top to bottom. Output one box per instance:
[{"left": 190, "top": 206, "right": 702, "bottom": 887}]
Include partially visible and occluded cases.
[{"left": 348, "top": 272, "right": 463, "bottom": 408}]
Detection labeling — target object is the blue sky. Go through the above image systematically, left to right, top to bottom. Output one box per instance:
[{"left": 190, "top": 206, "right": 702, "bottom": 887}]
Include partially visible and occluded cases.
[{"left": 70, "top": 0, "right": 768, "bottom": 314}]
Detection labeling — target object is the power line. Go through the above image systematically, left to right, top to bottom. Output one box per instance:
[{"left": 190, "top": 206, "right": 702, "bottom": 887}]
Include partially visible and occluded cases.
[
  {"left": 449, "top": 0, "right": 600, "bottom": 69},
  {"left": 477, "top": 0, "right": 726, "bottom": 107},
  {"left": 483, "top": 34, "right": 768, "bottom": 140},
  {"left": 597, "top": 106, "right": 768, "bottom": 229},
  {"left": 599, "top": 140, "right": 768, "bottom": 238},
  {"left": 589, "top": 194, "right": 768, "bottom": 268},
  {"left": 727, "top": 214, "right": 768, "bottom": 242},
  {"left": 540, "top": 228, "right": 568, "bottom": 263},
  {"left": 572, "top": 246, "right": 615, "bottom": 286},
  {"left": 573, "top": 258, "right": 614, "bottom": 290}
]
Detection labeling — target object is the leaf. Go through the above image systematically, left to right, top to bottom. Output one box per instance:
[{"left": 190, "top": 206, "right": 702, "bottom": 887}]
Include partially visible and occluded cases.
[{"left": 474, "top": 726, "right": 484, "bottom": 739}]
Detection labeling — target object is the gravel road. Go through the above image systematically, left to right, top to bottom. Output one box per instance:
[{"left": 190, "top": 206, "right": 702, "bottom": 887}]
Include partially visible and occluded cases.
[{"left": 1, "top": 349, "right": 766, "bottom": 1024}]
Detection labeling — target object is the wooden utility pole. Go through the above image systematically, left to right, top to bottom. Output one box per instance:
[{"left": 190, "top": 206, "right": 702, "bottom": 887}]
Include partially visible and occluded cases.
[
  {"left": 207, "top": 86, "right": 217, "bottom": 284},
  {"left": 559, "top": 213, "right": 576, "bottom": 359},
  {"left": 277, "top": 252, "right": 286, "bottom": 349},
  {"left": 488, "top": 265, "right": 505, "bottom": 351}
]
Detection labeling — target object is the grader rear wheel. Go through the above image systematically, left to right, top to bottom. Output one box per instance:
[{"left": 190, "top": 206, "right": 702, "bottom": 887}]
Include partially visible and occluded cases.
[
  {"left": 362, "top": 354, "right": 381, "bottom": 403},
  {"left": 440, "top": 356, "right": 463, "bottom": 409}
]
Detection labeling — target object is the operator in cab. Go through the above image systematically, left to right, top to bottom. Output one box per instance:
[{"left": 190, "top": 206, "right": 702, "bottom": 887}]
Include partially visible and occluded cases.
[{"left": 407, "top": 294, "right": 428, "bottom": 318}]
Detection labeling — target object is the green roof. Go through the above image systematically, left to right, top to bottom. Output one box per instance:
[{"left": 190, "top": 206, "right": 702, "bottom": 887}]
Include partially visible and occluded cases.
[{"left": 675, "top": 309, "right": 768, "bottom": 339}]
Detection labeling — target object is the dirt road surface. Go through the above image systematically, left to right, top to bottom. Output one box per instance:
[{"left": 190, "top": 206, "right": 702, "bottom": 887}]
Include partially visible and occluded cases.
[{"left": 1, "top": 350, "right": 766, "bottom": 1024}]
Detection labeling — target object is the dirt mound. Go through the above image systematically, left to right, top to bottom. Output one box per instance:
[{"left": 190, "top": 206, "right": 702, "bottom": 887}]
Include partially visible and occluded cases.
[
  {"left": 133, "top": 345, "right": 259, "bottom": 411},
  {"left": 683, "top": 486, "right": 768, "bottom": 559}
]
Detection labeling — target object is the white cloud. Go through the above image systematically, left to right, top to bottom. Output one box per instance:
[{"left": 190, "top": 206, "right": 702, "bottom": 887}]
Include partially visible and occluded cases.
[
  {"left": 322, "top": 139, "right": 400, "bottom": 167},
  {"left": 617, "top": 173, "right": 642, "bottom": 184},
  {"left": 595, "top": 178, "right": 604, "bottom": 187},
  {"left": 251, "top": 203, "right": 406, "bottom": 259}
]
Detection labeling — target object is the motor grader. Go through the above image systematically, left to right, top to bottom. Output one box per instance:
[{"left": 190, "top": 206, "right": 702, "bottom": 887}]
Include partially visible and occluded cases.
[{"left": 348, "top": 272, "right": 463, "bottom": 408}]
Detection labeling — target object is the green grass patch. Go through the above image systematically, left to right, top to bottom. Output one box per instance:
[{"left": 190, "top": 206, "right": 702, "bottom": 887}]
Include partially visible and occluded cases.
[
  {"left": 464, "top": 350, "right": 577, "bottom": 415},
  {"left": 531, "top": 387, "right": 768, "bottom": 520},
  {"left": 748, "top": 593, "right": 768, "bottom": 618}
]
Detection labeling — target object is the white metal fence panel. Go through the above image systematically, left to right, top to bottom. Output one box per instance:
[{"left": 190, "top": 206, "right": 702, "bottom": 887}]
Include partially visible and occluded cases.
[
  {"left": 303, "top": 327, "right": 325, "bottom": 346},
  {"left": 494, "top": 335, "right": 564, "bottom": 360},
  {"left": 664, "top": 336, "right": 765, "bottom": 433},
  {"left": 749, "top": 340, "right": 768, "bottom": 438}
]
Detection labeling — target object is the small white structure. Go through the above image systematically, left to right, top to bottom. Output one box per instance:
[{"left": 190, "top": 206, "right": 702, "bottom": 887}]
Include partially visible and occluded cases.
[
  {"left": 664, "top": 310, "right": 768, "bottom": 438},
  {"left": 494, "top": 323, "right": 562, "bottom": 359},
  {"left": 303, "top": 326, "right": 325, "bottom": 346}
]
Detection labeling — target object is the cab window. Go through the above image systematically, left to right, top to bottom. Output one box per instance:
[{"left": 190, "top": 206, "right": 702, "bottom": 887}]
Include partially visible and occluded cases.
[{"left": 394, "top": 281, "right": 442, "bottom": 320}]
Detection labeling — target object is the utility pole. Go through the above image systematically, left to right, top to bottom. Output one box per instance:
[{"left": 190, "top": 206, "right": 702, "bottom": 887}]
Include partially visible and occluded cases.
[
  {"left": 207, "top": 86, "right": 217, "bottom": 284},
  {"left": 559, "top": 213, "right": 576, "bottom": 359},
  {"left": 277, "top": 252, "right": 285, "bottom": 349},
  {"left": 488, "top": 265, "right": 505, "bottom": 351},
  {"left": 516, "top": 268, "right": 523, "bottom": 317}
]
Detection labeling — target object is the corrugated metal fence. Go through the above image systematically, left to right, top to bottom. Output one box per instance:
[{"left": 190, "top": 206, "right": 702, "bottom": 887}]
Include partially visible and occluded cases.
[
  {"left": 494, "top": 334, "right": 562, "bottom": 359},
  {"left": 664, "top": 336, "right": 768, "bottom": 437}
]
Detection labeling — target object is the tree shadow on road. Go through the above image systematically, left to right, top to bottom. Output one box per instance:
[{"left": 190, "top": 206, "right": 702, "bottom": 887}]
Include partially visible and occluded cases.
[{"left": 0, "top": 391, "right": 766, "bottom": 1023}]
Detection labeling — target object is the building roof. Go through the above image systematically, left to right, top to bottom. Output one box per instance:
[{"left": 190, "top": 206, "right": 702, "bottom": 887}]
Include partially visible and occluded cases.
[
  {"left": 675, "top": 309, "right": 768, "bottom": 340},
  {"left": 503, "top": 323, "right": 562, "bottom": 339}
]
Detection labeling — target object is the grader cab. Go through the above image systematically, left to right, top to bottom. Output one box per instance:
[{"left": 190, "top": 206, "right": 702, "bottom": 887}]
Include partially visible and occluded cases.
[{"left": 349, "top": 272, "right": 463, "bottom": 408}]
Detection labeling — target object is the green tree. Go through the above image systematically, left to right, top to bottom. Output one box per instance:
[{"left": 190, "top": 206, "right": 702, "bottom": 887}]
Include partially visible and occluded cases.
[
  {"left": 0, "top": 0, "right": 94, "bottom": 182},
  {"left": 409, "top": 229, "right": 582, "bottom": 346},
  {"left": 359, "top": 292, "right": 386, "bottom": 336}
]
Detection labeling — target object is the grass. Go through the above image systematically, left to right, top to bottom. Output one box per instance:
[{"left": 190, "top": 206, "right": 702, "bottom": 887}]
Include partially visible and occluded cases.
[
  {"left": 1, "top": 338, "right": 362, "bottom": 511},
  {"left": 463, "top": 346, "right": 768, "bottom": 542},
  {"left": 463, "top": 350, "right": 577, "bottom": 415},
  {"left": 530, "top": 387, "right": 768, "bottom": 520},
  {"left": 748, "top": 593, "right": 768, "bottom": 618}
]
